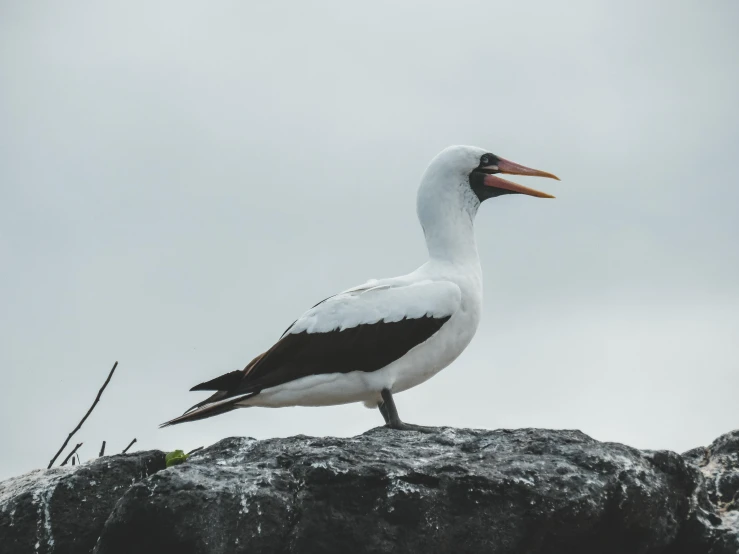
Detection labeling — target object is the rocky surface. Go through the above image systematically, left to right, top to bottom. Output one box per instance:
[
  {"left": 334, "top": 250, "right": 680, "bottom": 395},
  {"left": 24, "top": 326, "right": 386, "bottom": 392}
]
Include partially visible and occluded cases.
[
  {"left": 1, "top": 428, "right": 737, "bottom": 554},
  {"left": 682, "top": 430, "right": 739, "bottom": 552},
  {"left": 0, "top": 450, "right": 165, "bottom": 554}
]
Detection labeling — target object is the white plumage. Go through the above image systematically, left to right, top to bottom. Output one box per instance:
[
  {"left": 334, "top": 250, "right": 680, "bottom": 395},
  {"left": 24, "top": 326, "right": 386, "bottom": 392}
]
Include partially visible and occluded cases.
[
  {"left": 163, "top": 145, "right": 558, "bottom": 429},
  {"left": 243, "top": 274, "right": 474, "bottom": 408},
  {"left": 287, "top": 280, "right": 462, "bottom": 334}
]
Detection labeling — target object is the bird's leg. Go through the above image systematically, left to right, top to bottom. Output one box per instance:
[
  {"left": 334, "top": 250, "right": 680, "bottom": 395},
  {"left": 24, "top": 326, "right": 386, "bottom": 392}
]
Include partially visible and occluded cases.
[
  {"left": 380, "top": 389, "right": 436, "bottom": 433},
  {"left": 377, "top": 400, "right": 391, "bottom": 424}
]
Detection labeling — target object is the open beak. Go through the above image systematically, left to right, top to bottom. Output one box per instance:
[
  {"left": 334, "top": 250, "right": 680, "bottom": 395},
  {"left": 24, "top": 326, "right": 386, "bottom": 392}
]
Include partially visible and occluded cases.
[{"left": 480, "top": 158, "right": 560, "bottom": 198}]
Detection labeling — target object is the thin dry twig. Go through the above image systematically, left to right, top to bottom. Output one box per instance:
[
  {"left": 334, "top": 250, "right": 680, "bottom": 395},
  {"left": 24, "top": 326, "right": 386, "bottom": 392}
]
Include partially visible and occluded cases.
[
  {"left": 47, "top": 361, "right": 118, "bottom": 469},
  {"left": 122, "top": 438, "right": 137, "bottom": 454},
  {"left": 99, "top": 441, "right": 106, "bottom": 457},
  {"left": 60, "top": 443, "right": 83, "bottom": 466},
  {"left": 186, "top": 446, "right": 204, "bottom": 456}
]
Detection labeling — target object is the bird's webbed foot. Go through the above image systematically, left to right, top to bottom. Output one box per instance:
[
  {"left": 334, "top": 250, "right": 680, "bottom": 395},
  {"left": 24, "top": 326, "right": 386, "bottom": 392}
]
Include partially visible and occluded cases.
[
  {"left": 377, "top": 389, "right": 437, "bottom": 433},
  {"left": 385, "top": 421, "right": 437, "bottom": 433}
]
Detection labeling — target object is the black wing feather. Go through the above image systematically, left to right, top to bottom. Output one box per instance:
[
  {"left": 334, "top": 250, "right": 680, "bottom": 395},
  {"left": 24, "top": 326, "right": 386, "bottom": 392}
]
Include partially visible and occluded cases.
[
  {"left": 166, "top": 314, "right": 450, "bottom": 426},
  {"left": 234, "top": 314, "right": 450, "bottom": 395}
]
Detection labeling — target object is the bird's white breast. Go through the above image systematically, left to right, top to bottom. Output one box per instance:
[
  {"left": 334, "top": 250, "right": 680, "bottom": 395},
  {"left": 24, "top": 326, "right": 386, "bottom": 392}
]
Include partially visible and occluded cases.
[{"left": 378, "top": 264, "right": 482, "bottom": 395}]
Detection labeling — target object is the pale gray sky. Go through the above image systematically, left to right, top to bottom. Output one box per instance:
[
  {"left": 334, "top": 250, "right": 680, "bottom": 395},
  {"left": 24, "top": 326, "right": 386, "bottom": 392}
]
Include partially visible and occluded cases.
[{"left": 2, "top": 1, "right": 738, "bottom": 480}]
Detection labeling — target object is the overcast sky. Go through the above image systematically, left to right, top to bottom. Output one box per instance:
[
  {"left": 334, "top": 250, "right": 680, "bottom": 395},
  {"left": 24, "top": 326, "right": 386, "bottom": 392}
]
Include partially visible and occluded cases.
[{"left": 1, "top": 1, "right": 738, "bottom": 480}]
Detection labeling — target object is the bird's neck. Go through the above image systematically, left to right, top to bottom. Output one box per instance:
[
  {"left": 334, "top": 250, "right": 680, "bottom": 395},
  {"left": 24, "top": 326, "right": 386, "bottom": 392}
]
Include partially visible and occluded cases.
[{"left": 417, "top": 179, "right": 481, "bottom": 266}]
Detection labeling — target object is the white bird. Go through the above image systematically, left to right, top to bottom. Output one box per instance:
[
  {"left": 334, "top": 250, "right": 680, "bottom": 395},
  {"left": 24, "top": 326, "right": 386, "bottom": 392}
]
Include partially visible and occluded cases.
[{"left": 161, "top": 145, "right": 558, "bottom": 430}]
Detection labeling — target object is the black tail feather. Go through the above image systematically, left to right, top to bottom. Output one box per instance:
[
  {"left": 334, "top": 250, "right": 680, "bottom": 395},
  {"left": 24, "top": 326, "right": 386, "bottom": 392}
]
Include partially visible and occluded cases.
[
  {"left": 189, "top": 370, "right": 244, "bottom": 392},
  {"left": 181, "top": 390, "right": 229, "bottom": 415},
  {"left": 159, "top": 393, "right": 256, "bottom": 428}
]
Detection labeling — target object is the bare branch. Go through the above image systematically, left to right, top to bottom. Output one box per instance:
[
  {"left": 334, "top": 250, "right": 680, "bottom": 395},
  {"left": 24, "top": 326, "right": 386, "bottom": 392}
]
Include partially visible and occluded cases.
[
  {"left": 47, "top": 361, "right": 118, "bottom": 469},
  {"left": 122, "top": 438, "right": 137, "bottom": 454},
  {"left": 99, "top": 441, "right": 106, "bottom": 457},
  {"left": 61, "top": 443, "right": 83, "bottom": 466},
  {"left": 186, "top": 446, "right": 204, "bottom": 456}
]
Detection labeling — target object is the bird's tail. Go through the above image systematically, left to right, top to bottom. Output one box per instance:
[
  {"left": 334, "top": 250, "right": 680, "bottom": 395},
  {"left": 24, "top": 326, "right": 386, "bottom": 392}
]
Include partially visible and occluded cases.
[{"left": 159, "top": 393, "right": 255, "bottom": 428}]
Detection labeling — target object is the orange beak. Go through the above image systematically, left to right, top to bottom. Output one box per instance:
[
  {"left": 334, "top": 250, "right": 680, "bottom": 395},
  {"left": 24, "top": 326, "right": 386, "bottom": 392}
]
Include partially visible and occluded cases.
[{"left": 480, "top": 158, "right": 560, "bottom": 198}]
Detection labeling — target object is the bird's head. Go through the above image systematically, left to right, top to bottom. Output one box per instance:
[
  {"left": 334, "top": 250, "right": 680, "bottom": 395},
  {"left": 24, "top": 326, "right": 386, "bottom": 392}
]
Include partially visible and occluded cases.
[{"left": 424, "top": 145, "right": 559, "bottom": 203}]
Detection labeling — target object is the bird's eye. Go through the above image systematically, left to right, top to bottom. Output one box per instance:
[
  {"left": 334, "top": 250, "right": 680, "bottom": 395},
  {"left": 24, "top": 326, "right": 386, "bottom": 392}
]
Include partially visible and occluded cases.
[{"left": 481, "top": 156, "right": 490, "bottom": 165}]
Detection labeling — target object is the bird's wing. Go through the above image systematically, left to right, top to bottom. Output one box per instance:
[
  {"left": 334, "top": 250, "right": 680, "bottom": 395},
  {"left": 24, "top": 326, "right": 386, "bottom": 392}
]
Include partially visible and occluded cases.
[
  {"left": 161, "top": 280, "right": 461, "bottom": 426},
  {"left": 211, "top": 280, "right": 459, "bottom": 394}
]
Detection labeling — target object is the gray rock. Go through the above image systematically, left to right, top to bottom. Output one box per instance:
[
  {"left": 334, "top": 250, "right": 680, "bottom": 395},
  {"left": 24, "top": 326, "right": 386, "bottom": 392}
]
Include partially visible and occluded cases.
[
  {"left": 93, "top": 427, "right": 735, "bottom": 554},
  {"left": 2, "top": 429, "right": 738, "bottom": 554},
  {"left": 682, "top": 430, "right": 739, "bottom": 552},
  {"left": 0, "top": 450, "right": 165, "bottom": 554}
]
